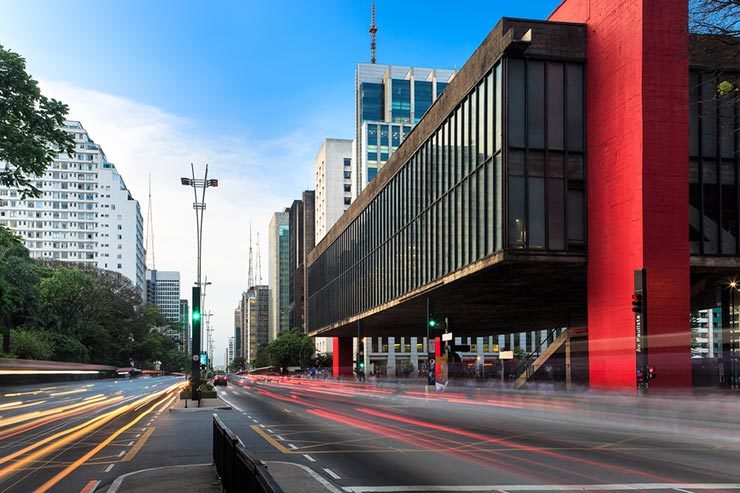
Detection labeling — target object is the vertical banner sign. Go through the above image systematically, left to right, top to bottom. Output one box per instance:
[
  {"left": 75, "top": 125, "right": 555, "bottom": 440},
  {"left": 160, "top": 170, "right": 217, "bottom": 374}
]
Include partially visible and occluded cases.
[{"left": 634, "top": 269, "right": 647, "bottom": 382}]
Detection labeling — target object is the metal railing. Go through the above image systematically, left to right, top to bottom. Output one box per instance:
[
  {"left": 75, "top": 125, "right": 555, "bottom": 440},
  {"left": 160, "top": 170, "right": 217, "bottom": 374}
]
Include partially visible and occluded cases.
[
  {"left": 512, "top": 315, "right": 570, "bottom": 382},
  {"left": 213, "top": 415, "right": 284, "bottom": 493}
]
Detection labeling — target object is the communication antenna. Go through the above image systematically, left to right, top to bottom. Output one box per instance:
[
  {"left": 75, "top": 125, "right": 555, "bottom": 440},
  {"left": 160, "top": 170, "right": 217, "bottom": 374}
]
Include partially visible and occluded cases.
[
  {"left": 369, "top": 2, "right": 378, "bottom": 64},
  {"left": 145, "top": 174, "right": 155, "bottom": 269},
  {"left": 247, "top": 222, "right": 254, "bottom": 288}
]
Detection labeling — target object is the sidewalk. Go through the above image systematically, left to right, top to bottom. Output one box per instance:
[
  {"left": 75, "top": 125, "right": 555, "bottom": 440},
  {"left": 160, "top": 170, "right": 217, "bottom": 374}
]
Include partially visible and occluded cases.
[{"left": 106, "top": 395, "right": 338, "bottom": 493}]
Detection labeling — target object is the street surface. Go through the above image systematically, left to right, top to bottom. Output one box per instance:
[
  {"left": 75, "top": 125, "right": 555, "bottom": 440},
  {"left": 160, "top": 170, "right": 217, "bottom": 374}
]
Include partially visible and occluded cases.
[
  {"left": 0, "top": 376, "right": 185, "bottom": 493},
  {"left": 213, "top": 376, "right": 740, "bottom": 493}
]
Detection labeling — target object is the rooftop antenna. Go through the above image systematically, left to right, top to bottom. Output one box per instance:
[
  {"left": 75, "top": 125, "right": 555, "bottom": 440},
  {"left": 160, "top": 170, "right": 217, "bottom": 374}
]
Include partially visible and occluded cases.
[
  {"left": 369, "top": 2, "right": 378, "bottom": 64},
  {"left": 145, "top": 173, "right": 155, "bottom": 270},
  {"left": 247, "top": 222, "right": 254, "bottom": 288},
  {"left": 255, "top": 232, "right": 262, "bottom": 285}
]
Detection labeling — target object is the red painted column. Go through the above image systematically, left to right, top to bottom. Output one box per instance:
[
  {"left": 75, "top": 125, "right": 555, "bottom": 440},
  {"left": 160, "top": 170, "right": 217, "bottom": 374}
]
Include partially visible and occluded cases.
[
  {"left": 549, "top": 0, "right": 692, "bottom": 390},
  {"left": 435, "top": 336, "right": 442, "bottom": 380},
  {"left": 332, "top": 337, "right": 353, "bottom": 378}
]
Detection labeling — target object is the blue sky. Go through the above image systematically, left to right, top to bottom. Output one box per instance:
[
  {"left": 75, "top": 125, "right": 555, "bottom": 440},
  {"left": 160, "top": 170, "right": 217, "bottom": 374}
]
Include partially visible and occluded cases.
[{"left": 0, "top": 1, "right": 560, "bottom": 365}]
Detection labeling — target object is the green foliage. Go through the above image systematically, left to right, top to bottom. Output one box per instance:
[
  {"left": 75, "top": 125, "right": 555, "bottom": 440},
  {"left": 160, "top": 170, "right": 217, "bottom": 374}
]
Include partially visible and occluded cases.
[
  {"left": 0, "top": 44, "right": 75, "bottom": 198},
  {"left": 718, "top": 80, "right": 736, "bottom": 96},
  {"left": 39, "top": 267, "right": 95, "bottom": 334},
  {"left": 9, "top": 328, "right": 53, "bottom": 360},
  {"left": 260, "top": 329, "right": 315, "bottom": 370},
  {"left": 312, "top": 352, "right": 332, "bottom": 369},
  {"left": 228, "top": 356, "right": 247, "bottom": 372},
  {"left": 397, "top": 360, "right": 415, "bottom": 376}
]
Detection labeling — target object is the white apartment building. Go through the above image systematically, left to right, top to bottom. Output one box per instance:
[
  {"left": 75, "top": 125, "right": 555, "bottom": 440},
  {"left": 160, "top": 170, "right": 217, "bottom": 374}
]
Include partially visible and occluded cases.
[
  {"left": 0, "top": 120, "right": 145, "bottom": 297},
  {"left": 314, "top": 138, "right": 353, "bottom": 243},
  {"left": 146, "top": 270, "right": 181, "bottom": 322}
]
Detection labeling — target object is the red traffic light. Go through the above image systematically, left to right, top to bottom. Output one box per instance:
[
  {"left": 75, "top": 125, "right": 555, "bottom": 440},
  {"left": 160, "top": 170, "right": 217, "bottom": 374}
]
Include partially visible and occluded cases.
[{"left": 631, "top": 293, "right": 642, "bottom": 313}]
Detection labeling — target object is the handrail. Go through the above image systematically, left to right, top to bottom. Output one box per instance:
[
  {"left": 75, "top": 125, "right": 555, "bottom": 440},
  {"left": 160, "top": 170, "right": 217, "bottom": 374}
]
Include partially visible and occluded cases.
[
  {"left": 512, "top": 314, "right": 570, "bottom": 381},
  {"left": 213, "top": 415, "right": 284, "bottom": 493}
]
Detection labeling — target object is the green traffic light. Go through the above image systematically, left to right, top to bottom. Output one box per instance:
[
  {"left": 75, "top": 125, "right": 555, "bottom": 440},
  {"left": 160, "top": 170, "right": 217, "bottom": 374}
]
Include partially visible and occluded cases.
[
  {"left": 192, "top": 311, "right": 201, "bottom": 321},
  {"left": 429, "top": 319, "right": 437, "bottom": 328}
]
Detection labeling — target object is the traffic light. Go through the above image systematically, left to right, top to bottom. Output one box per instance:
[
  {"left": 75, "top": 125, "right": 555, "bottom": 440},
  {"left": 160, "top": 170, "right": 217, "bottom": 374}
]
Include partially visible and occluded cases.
[
  {"left": 631, "top": 293, "right": 643, "bottom": 313},
  {"left": 192, "top": 309, "right": 201, "bottom": 322},
  {"left": 428, "top": 318, "right": 438, "bottom": 329},
  {"left": 359, "top": 362, "right": 365, "bottom": 369}
]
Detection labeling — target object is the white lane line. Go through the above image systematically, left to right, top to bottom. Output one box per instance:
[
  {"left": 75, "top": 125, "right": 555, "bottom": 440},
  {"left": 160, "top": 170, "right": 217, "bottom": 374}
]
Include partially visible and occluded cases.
[
  {"left": 218, "top": 394, "right": 244, "bottom": 412},
  {"left": 242, "top": 412, "right": 248, "bottom": 416},
  {"left": 247, "top": 415, "right": 252, "bottom": 418},
  {"left": 252, "top": 419, "right": 258, "bottom": 423},
  {"left": 259, "top": 424, "right": 265, "bottom": 428},
  {"left": 267, "top": 429, "right": 274, "bottom": 433},
  {"left": 135, "top": 434, "right": 141, "bottom": 438},
  {"left": 276, "top": 435, "right": 285, "bottom": 441},
  {"left": 126, "top": 441, "right": 135, "bottom": 446},
  {"left": 288, "top": 443, "right": 298, "bottom": 449},
  {"left": 117, "top": 450, "right": 126, "bottom": 458},
  {"left": 303, "top": 454, "right": 316, "bottom": 462},
  {"left": 265, "top": 461, "right": 342, "bottom": 493},
  {"left": 107, "top": 463, "right": 211, "bottom": 493},
  {"left": 105, "top": 464, "right": 115, "bottom": 473},
  {"left": 324, "top": 468, "right": 341, "bottom": 480},
  {"left": 339, "top": 485, "right": 740, "bottom": 493}
]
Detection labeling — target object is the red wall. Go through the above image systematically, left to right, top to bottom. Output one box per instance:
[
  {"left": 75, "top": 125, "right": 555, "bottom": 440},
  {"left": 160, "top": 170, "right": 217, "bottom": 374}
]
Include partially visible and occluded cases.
[
  {"left": 549, "top": 0, "right": 692, "bottom": 390},
  {"left": 332, "top": 337, "right": 353, "bottom": 378}
]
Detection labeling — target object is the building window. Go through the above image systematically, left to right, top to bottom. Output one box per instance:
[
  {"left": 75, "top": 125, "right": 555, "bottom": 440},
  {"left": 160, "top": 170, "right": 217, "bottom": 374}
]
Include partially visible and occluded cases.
[
  {"left": 343, "top": 158, "right": 351, "bottom": 168},
  {"left": 344, "top": 197, "right": 351, "bottom": 205}
]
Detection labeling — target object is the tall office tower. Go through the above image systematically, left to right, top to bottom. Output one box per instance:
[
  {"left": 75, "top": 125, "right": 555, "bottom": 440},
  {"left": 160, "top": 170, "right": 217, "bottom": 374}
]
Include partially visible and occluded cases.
[
  {"left": 352, "top": 64, "right": 456, "bottom": 199},
  {"left": 0, "top": 120, "right": 146, "bottom": 298},
  {"left": 314, "top": 139, "right": 353, "bottom": 243},
  {"left": 288, "top": 191, "right": 315, "bottom": 332},
  {"left": 268, "top": 210, "right": 290, "bottom": 341},
  {"left": 146, "top": 270, "right": 182, "bottom": 345},
  {"left": 239, "top": 285, "right": 269, "bottom": 365},
  {"left": 179, "top": 299, "right": 190, "bottom": 353},
  {"left": 234, "top": 307, "right": 242, "bottom": 359},
  {"left": 227, "top": 336, "right": 235, "bottom": 367}
]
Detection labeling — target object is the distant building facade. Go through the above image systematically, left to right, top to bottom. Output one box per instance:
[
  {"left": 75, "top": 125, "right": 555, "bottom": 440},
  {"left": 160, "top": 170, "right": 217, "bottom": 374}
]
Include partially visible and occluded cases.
[
  {"left": 314, "top": 139, "right": 353, "bottom": 242},
  {"left": 288, "top": 191, "right": 315, "bottom": 332},
  {"left": 268, "top": 210, "right": 290, "bottom": 341},
  {"left": 239, "top": 285, "right": 269, "bottom": 365},
  {"left": 179, "top": 298, "right": 190, "bottom": 353}
]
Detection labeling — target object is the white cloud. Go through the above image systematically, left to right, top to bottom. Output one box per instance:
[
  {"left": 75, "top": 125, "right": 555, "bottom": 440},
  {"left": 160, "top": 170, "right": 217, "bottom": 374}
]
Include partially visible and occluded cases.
[{"left": 40, "top": 81, "right": 321, "bottom": 366}]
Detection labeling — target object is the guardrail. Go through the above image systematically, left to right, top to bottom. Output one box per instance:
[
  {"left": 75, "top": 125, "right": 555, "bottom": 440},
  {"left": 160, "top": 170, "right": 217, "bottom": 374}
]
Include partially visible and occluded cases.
[{"left": 213, "top": 415, "right": 284, "bottom": 493}]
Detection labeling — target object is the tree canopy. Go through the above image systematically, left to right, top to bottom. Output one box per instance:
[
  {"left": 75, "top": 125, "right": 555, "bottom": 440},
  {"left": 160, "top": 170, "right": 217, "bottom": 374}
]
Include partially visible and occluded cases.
[{"left": 0, "top": 44, "right": 75, "bottom": 198}]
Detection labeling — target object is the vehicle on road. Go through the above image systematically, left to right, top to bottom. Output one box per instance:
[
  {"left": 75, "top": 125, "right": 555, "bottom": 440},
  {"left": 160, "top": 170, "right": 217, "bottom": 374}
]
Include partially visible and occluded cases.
[{"left": 213, "top": 374, "right": 227, "bottom": 386}]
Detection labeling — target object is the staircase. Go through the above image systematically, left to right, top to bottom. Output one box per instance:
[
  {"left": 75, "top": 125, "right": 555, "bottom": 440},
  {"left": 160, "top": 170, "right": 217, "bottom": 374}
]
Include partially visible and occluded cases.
[{"left": 512, "top": 327, "right": 571, "bottom": 389}]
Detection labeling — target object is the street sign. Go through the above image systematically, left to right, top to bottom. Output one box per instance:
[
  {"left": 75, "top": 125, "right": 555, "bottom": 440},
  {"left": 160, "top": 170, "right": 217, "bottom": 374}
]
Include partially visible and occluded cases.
[
  {"left": 442, "top": 332, "right": 453, "bottom": 342},
  {"left": 499, "top": 350, "right": 514, "bottom": 360},
  {"left": 192, "top": 355, "right": 199, "bottom": 362}
]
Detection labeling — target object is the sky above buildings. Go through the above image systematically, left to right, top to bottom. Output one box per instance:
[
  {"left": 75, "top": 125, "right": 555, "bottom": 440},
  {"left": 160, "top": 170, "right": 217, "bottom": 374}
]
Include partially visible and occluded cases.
[{"left": 0, "top": 0, "right": 559, "bottom": 366}]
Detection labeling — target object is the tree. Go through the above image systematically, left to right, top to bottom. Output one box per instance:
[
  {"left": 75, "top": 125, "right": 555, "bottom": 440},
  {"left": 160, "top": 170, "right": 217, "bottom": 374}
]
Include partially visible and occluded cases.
[
  {"left": 0, "top": 44, "right": 75, "bottom": 198},
  {"left": 38, "top": 268, "right": 95, "bottom": 335},
  {"left": 9, "top": 328, "right": 53, "bottom": 360},
  {"left": 262, "top": 329, "right": 314, "bottom": 370},
  {"left": 229, "top": 356, "right": 247, "bottom": 372}
]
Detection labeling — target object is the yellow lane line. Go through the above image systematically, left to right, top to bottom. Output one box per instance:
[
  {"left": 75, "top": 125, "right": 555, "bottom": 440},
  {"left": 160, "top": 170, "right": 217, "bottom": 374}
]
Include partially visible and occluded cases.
[
  {"left": 251, "top": 425, "right": 292, "bottom": 454},
  {"left": 123, "top": 426, "right": 155, "bottom": 462}
]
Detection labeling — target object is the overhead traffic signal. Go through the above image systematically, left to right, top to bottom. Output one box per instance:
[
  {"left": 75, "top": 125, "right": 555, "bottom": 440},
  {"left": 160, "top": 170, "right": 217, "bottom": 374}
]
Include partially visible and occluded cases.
[{"left": 192, "top": 309, "right": 201, "bottom": 322}]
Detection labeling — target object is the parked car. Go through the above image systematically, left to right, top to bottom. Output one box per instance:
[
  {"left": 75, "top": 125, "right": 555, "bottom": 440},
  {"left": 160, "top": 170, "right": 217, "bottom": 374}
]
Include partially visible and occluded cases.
[{"left": 213, "top": 374, "right": 228, "bottom": 386}]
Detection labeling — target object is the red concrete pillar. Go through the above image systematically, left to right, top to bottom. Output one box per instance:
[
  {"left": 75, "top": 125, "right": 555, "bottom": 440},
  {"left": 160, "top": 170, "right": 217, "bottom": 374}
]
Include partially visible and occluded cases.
[
  {"left": 550, "top": 0, "right": 692, "bottom": 390},
  {"left": 435, "top": 336, "right": 442, "bottom": 380},
  {"left": 332, "top": 337, "right": 353, "bottom": 378}
]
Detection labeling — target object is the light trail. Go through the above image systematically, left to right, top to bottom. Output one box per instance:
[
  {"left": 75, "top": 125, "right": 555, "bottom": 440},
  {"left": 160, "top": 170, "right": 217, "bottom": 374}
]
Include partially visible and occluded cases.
[
  {"left": 0, "top": 381, "right": 183, "bottom": 482},
  {"left": 0, "top": 395, "right": 108, "bottom": 429}
]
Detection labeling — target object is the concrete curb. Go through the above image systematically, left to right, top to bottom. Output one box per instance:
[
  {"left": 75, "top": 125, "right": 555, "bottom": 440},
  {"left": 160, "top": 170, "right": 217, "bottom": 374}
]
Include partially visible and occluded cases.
[{"left": 105, "top": 463, "right": 213, "bottom": 493}]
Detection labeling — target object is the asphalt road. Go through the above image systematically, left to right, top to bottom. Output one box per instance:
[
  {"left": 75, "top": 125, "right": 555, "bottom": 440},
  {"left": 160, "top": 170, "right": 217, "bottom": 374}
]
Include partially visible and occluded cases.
[
  {"left": 0, "top": 375, "right": 185, "bottom": 493},
  {"left": 213, "top": 376, "right": 740, "bottom": 493}
]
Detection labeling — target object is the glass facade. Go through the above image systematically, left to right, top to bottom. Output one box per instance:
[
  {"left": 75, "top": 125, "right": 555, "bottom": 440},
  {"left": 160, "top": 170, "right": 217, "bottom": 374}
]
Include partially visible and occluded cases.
[
  {"left": 308, "top": 56, "right": 587, "bottom": 331},
  {"left": 689, "top": 70, "right": 740, "bottom": 256},
  {"left": 391, "top": 79, "right": 411, "bottom": 123},
  {"left": 414, "top": 80, "right": 433, "bottom": 123},
  {"left": 361, "top": 82, "right": 384, "bottom": 123}
]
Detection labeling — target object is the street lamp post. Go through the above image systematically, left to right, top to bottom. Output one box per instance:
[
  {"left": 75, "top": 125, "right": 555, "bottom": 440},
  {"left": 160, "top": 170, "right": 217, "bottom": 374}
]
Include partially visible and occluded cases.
[{"left": 181, "top": 164, "right": 218, "bottom": 401}]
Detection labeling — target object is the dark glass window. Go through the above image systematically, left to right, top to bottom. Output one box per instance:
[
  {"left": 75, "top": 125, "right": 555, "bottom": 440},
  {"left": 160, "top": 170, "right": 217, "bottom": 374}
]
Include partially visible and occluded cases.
[
  {"left": 508, "top": 59, "right": 525, "bottom": 148},
  {"left": 527, "top": 61, "right": 545, "bottom": 149},
  {"left": 547, "top": 62, "right": 564, "bottom": 150},
  {"left": 566, "top": 63, "right": 584, "bottom": 152},
  {"left": 701, "top": 75, "right": 717, "bottom": 157},
  {"left": 391, "top": 79, "right": 411, "bottom": 123},
  {"left": 414, "top": 80, "right": 433, "bottom": 123},
  {"left": 361, "top": 82, "right": 383, "bottom": 122},
  {"left": 436, "top": 82, "right": 448, "bottom": 97},
  {"left": 367, "top": 125, "right": 378, "bottom": 146},
  {"left": 380, "top": 126, "right": 389, "bottom": 147},
  {"left": 392, "top": 126, "right": 401, "bottom": 147},
  {"left": 343, "top": 158, "right": 351, "bottom": 167},
  {"left": 689, "top": 159, "right": 701, "bottom": 254},
  {"left": 703, "top": 160, "right": 719, "bottom": 254},
  {"left": 721, "top": 160, "right": 737, "bottom": 254},
  {"left": 368, "top": 167, "right": 378, "bottom": 181},
  {"left": 509, "top": 176, "right": 526, "bottom": 248},
  {"left": 344, "top": 197, "right": 351, "bottom": 205}
]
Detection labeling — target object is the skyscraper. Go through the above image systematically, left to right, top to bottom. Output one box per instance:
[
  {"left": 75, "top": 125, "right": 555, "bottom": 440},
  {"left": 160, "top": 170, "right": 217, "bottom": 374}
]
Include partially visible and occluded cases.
[
  {"left": 353, "top": 64, "right": 456, "bottom": 199},
  {"left": 0, "top": 120, "right": 146, "bottom": 297},
  {"left": 314, "top": 138, "right": 353, "bottom": 243},
  {"left": 288, "top": 191, "right": 315, "bottom": 332},
  {"left": 268, "top": 210, "right": 290, "bottom": 341},
  {"left": 239, "top": 285, "right": 269, "bottom": 366}
]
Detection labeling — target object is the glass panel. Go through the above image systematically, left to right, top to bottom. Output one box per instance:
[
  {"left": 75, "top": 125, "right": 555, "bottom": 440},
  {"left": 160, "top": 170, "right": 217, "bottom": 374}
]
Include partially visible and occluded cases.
[
  {"left": 508, "top": 59, "right": 526, "bottom": 148},
  {"left": 528, "top": 61, "right": 545, "bottom": 149},
  {"left": 547, "top": 62, "right": 565, "bottom": 150},
  {"left": 566, "top": 63, "right": 584, "bottom": 152},
  {"left": 689, "top": 71, "right": 700, "bottom": 157},
  {"left": 486, "top": 72, "right": 494, "bottom": 160},
  {"left": 700, "top": 75, "right": 717, "bottom": 157},
  {"left": 391, "top": 78, "right": 411, "bottom": 123},
  {"left": 414, "top": 80, "right": 433, "bottom": 123},
  {"left": 478, "top": 81, "right": 486, "bottom": 164},
  {"left": 360, "top": 82, "right": 383, "bottom": 122},
  {"left": 719, "top": 92, "right": 735, "bottom": 158},
  {"left": 509, "top": 150, "right": 525, "bottom": 176},
  {"left": 529, "top": 151, "right": 545, "bottom": 177},
  {"left": 495, "top": 154, "right": 503, "bottom": 251},
  {"left": 689, "top": 158, "right": 701, "bottom": 254},
  {"left": 703, "top": 160, "right": 719, "bottom": 254},
  {"left": 721, "top": 160, "right": 736, "bottom": 255},
  {"left": 509, "top": 176, "right": 526, "bottom": 248},
  {"left": 529, "top": 177, "right": 545, "bottom": 248},
  {"left": 548, "top": 179, "right": 565, "bottom": 250},
  {"left": 567, "top": 189, "right": 584, "bottom": 246}
]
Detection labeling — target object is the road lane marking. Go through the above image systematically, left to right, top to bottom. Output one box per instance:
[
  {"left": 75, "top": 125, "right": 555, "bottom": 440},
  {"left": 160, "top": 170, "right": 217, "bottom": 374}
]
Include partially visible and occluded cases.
[
  {"left": 217, "top": 393, "right": 243, "bottom": 412},
  {"left": 252, "top": 419, "right": 258, "bottom": 423},
  {"left": 259, "top": 424, "right": 266, "bottom": 428},
  {"left": 251, "top": 425, "right": 291, "bottom": 453},
  {"left": 123, "top": 427, "right": 155, "bottom": 462},
  {"left": 267, "top": 429, "right": 274, "bottom": 433},
  {"left": 276, "top": 435, "right": 285, "bottom": 441},
  {"left": 126, "top": 441, "right": 135, "bottom": 446},
  {"left": 288, "top": 443, "right": 298, "bottom": 449},
  {"left": 117, "top": 450, "right": 126, "bottom": 458},
  {"left": 303, "top": 454, "right": 316, "bottom": 462},
  {"left": 265, "top": 461, "right": 342, "bottom": 493},
  {"left": 106, "top": 463, "right": 211, "bottom": 493},
  {"left": 104, "top": 464, "right": 115, "bottom": 472},
  {"left": 324, "top": 468, "right": 341, "bottom": 480},
  {"left": 80, "top": 479, "right": 100, "bottom": 493},
  {"left": 339, "top": 485, "right": 740, "bottom": 492}
]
